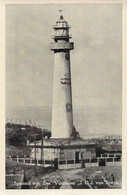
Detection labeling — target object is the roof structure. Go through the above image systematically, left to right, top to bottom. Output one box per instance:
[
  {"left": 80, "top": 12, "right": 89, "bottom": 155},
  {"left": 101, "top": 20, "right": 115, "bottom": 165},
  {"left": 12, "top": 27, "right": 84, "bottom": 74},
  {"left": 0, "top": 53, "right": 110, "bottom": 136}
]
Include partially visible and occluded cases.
[{"left": 28, "top": 138, "right": 97, "bottom": 149}]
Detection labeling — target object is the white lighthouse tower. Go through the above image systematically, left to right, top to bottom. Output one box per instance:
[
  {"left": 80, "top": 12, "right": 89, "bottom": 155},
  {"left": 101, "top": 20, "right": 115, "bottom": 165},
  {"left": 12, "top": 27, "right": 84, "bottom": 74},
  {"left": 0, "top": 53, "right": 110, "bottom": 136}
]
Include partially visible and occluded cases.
[
  {"left": 29, "top": 13, "right": 97, "bottom": 168},
  {"left": 50, "top": 14, "right": 74, "bottom": 138}
]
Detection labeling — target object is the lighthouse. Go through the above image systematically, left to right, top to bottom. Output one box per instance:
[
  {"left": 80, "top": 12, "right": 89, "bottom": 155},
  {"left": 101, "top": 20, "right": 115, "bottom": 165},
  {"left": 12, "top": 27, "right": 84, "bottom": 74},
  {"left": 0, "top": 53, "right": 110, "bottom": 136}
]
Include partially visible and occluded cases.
[
  {"left": 28, "top": 13, "right": 97, "bottom": 168},
  {"left": 50, "top": 14, "right": 74, "bottom": 138}
]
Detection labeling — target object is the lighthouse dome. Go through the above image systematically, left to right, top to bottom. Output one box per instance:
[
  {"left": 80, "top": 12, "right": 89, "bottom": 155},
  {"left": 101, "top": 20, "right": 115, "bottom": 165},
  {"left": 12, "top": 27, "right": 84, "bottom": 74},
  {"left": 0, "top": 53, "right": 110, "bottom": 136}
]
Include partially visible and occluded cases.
[{"left": 55, "top": 15, "right": 70, "bottom": 28}]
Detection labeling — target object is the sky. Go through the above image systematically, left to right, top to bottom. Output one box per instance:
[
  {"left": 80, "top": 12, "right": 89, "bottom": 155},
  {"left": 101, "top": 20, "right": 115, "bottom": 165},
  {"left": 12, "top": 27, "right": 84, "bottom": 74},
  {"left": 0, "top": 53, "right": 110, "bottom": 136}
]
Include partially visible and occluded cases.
[{"left": 6, "top": 4, "right": 122, "bottom": 135}]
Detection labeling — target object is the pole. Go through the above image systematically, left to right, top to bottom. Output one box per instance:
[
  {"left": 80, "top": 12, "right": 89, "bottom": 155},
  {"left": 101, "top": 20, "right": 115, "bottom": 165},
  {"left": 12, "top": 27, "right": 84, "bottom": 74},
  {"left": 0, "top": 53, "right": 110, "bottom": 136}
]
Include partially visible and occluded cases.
[
  {"left": 41, "top": 130, "right": 44, "bottom": 166},
  {"left": 35, "top": 142, "right": 36, "bottom": 165}
]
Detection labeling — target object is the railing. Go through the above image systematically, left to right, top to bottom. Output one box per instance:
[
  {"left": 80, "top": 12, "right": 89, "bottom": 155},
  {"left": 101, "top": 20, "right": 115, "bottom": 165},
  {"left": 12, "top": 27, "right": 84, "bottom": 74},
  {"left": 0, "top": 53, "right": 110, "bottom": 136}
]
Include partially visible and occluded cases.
[
  {"left": 53, "top": 25, "right": 71, "bottom": 29},
  {"left": 52, "top": 35, "right": 72, "bottom": 39},
  {"left": 50, "top": 42, "right": 74, "bottom": 51}
]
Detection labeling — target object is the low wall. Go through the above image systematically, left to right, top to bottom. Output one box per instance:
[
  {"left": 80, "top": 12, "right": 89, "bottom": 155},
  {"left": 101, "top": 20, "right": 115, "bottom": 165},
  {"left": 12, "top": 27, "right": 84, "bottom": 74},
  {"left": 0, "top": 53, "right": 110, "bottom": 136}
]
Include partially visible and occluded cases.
[
  {"left": 59, "top": 161, "right": 121, "bottom": 170},
  {"left": 106, "top": 161, "right": 121, "bottom": 166},
  {"left": 59, "top": 162, "right": 98, "bottom": 169},
  {"left": 59, "top": 163, "right": 82, "bottom": 170}
]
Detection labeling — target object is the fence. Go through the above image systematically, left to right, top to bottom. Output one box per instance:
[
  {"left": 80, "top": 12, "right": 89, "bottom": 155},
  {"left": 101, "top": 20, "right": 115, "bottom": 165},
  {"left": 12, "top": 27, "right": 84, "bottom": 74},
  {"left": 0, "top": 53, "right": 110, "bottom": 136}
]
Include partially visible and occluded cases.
[
  {"left": 100, "top": 153, "right": 121, "bottom": 158},
  {"left": 6, "top": 155, "right": 121, "bottom": 169}
]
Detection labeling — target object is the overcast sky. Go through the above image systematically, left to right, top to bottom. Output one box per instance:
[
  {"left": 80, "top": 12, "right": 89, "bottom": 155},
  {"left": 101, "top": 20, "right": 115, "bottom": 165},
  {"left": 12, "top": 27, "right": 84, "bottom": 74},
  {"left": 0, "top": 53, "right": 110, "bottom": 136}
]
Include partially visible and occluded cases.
[{"left": 6, "top": 4, "right": 122, "bottom": 134}]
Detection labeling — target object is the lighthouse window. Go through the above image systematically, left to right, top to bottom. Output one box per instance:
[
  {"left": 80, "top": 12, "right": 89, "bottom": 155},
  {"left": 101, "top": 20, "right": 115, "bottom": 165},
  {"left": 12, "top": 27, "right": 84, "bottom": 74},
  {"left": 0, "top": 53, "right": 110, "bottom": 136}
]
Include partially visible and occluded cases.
[
  {"left": 65, "top": 53, "right": 69, "bottom": 60},
  {"left": 66, "top": 103, "right": 72, "bottom": 112}
]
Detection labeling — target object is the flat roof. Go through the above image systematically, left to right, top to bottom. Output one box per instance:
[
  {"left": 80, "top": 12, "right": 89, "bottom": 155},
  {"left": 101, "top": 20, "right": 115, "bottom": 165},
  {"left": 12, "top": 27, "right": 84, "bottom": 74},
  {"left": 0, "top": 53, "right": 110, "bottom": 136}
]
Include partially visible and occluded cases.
[{"left": 28, "top": 138, "right": 97, "bottom": 149}]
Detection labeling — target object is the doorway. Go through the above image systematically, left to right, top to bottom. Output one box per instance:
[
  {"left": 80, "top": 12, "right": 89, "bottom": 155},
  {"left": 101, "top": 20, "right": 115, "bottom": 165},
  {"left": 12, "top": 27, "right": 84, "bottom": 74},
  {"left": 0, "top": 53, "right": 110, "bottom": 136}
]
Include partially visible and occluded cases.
[
  {"left": 75, "top": 151, "right": 79, "bottom": 163},
  {"left": 99, "top": 158, "right": 106, "bottom": 166}
]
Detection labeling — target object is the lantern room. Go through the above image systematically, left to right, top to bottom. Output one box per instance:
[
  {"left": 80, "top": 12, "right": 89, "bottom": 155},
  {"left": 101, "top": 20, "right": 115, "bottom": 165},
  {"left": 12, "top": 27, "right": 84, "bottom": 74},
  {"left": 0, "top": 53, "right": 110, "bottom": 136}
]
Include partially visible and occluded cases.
[{"left": 52, "top": 15, "right": 72, "bottom": 41}]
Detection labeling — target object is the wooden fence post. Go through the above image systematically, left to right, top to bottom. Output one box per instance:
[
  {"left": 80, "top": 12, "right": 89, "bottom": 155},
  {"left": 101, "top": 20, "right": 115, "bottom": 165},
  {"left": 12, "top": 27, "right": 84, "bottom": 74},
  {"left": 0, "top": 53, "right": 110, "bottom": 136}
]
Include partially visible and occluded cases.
[
  {"left": 17, "top": 155, "right": 19, "bottom": 163},
  {"left": 24, "top": 155, "right": 26, "bottom": 163},
  {"left": 9, "top": 156, "right": 12, "bottom": 161},
  {"left": 97, "top": 157, "right": 99, "bottom": 166},
  {"left": 105, "top": 157, "right": 107, "bottom": 166},
  {"left": 113, "top": 157, "right": 115, "bottom": 165},
  {"left": 90, "top": 158, "right": 91, "bottom": 167},
  {"left": 30, "top": 159, "right": 32, "bottom": 164},
  {"left": 74, "top": 159, "right": 76, "bottom": 168},
  {"left": 66, "top": 160, "right": 67, "bottom": 169}
]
